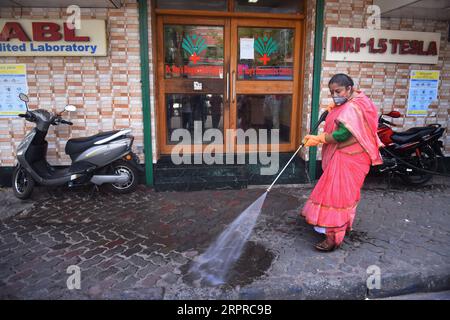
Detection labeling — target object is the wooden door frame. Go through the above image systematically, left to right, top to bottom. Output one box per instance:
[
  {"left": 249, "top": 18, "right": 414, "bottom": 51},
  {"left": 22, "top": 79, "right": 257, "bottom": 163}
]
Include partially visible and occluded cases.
[{"left": 154, "top": 13, "right": 306, "bottom": 156}]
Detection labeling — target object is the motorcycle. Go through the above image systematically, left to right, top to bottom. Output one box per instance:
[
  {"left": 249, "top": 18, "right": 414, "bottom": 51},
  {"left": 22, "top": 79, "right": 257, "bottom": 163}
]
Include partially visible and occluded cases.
[
  {"left": 12, "top": 93, "right": 142, "bottom": 199},
  {"left": 376, "top": 110, "right": 445, "bottom": 186}
]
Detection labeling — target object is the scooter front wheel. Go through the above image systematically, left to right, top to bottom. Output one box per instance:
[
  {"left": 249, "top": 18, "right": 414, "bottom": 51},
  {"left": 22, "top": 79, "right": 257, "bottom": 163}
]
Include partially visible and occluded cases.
[
  {"left": 105, "top": 160, "right": 138, "bottom": 194},
  {"left": 12, "top": 165, "right": 35, "bottom": 199}
]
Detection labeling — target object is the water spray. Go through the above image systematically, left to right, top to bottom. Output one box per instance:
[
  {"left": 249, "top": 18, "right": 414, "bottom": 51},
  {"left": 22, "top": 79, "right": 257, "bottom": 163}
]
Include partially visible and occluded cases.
[{"left": 188, "top": 111, "right": 329, "bottom": 286}]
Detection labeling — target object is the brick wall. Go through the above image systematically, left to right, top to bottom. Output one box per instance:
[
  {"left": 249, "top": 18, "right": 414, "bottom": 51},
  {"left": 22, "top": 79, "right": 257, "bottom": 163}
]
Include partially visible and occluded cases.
[
  {"left": 0, "top": 0, "right": 158, "bottom": 167},
  {"left": 1, "top": 0, "right": 448, "bottom": 167},
  {"left": 302, "top": 0, "right": 449, "bottom": 160}
]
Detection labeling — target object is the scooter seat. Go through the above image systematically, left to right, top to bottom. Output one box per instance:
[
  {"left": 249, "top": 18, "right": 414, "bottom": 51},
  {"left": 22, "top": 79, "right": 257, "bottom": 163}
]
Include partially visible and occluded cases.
[
  {"left": 391, "top": 127, "right": 435, "bottom": 144},
  {"left": 65, "top": 130, "right": 120, "bottom": 155}
]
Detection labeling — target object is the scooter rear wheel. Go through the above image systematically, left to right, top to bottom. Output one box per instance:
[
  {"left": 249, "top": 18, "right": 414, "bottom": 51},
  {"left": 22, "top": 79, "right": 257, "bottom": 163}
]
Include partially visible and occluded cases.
[
  {"left": 106, "top": 160, "right": 138, "bottom": 194},
  {"left": 12, "top": 165, "right": 35, "bottom": 199}
]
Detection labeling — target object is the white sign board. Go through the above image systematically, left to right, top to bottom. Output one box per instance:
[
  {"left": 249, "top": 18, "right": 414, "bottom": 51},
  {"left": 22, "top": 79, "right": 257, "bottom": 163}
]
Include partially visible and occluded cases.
[
  {"left": 0, "top": 19, "right": 107, "bottom": 56},
  {"left": 325, "top": 27, "right": 440, "bottom": 64},
  {"left": 240, "top": 38, "right": 254, "bottom": 60},
  {"left": 0, "top": 64, "right": 28, "bottom": 117},
  {"left": 407, "top": 70, "right": 440, "bottom": 117}
]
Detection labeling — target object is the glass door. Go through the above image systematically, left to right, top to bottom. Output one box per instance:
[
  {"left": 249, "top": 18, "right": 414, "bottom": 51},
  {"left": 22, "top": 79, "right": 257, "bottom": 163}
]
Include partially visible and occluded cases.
[
  {"left": 156, "top": 15, "right": 301, "bottom": 154},
  {"left": 157, "top": 16, "right": 230, "bottom": 154},
  {"left": 230, "top": 18, "right": 301, "bottom": 152}
]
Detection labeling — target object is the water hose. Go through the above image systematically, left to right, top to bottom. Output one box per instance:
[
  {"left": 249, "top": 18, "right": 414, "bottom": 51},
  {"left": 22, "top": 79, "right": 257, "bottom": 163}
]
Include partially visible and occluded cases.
[{"left": 267, "top": 111, "right": 329, "bottom": 192}]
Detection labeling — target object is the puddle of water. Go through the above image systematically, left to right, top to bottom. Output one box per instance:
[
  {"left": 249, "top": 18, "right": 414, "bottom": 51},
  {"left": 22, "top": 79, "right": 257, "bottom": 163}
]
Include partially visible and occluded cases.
[
  {"left": 185, "top": 192, "right": 268, "bottom": 286},
  {"left": 346, "top": 230, "right": 369, "bottom": 245},
  {"left": 182, "top": 241, "right": 275, "bottom": 287}
]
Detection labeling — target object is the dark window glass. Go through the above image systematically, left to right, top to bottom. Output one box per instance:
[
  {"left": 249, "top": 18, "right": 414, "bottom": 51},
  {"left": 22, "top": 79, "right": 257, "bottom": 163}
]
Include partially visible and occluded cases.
[
  {"left": 156, "top": 0, "right": 227, "bottom": 11},
  {"left": 234, "top": 0, "right": 304, "bottom": 14},
  {"left": 164, "top": 25, "right": 224, "bottom": 79},
  {"left": 238, "top": 27, "right": 294, "bottom": 80},
  {"left": 167, "top": 93, "right": 224, "bottom": 144},
  {"left": 237, "top": 94, "right": 291, "bottom": 143}
]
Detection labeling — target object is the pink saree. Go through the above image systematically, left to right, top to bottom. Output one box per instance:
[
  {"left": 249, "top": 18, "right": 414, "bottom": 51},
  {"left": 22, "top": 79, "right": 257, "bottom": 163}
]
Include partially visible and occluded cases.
[{"left": 301, "top": 91, "right": 383, "bottom": 245}]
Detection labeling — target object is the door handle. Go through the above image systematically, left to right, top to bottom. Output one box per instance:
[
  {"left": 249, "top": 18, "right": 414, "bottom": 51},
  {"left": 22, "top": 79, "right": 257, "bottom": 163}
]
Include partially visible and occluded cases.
[
  {"left": 232, "top": 70, "right": 236, "bottom": 103},
  {"left": 226, "top": 72, "right": 229, "bottom": 102}
]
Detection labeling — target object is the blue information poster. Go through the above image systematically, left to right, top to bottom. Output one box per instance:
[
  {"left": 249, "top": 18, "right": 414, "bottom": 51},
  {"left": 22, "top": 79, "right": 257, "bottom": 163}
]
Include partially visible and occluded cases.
[
  {"left": 0, "top": 64, "right": 28, "bottom": 117},
  {"left": 407, "top": 70, "right": 440, "bottom": 117}
]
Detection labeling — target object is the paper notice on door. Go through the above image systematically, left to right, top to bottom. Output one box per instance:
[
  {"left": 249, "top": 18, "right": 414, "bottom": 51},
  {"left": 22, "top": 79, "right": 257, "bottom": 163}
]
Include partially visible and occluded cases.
[{"left": 240, "top": 38, "right": 254, "bottom": 60}]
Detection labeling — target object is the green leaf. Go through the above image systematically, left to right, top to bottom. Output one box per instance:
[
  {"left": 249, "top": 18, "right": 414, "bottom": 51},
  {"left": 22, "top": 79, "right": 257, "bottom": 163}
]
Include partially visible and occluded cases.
[
  {"left": 186, "top": 35, "right": 195, "bottom": 49},
  {"left": 196, "top": 37, "right": 207, "bottom": 53},
  {"left": 266, "top": 37, "right": 273, "bottom": 51},
  {"left": 255, "top": 38, "right": 265, "bottom": 55},
  {"left": 262, "top": 38, "right": 270, "bottom": 54},
  {"left": 182, "top": 39, "right": 194, "bottom": 55},
  {"left": 267, "top": 40, "right": 278, "bottom": 56},
  {"left": 253, "top": 42, "right": 262, "bottom": 55},
  {"left": 254, "top": 43, "right": 263, "bottom": 56}
]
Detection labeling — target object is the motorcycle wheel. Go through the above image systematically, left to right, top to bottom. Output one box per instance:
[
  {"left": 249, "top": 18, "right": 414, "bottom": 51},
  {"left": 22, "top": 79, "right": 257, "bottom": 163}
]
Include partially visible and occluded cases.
[
  {"left": 399, "top": 145, "right": 437, "bottom": 186},
  {"left": 105, "top": 160, "right": 138, "bottom": 194},
  {"left": 12, "top": 165, "right": 35, "bottom": 199}
]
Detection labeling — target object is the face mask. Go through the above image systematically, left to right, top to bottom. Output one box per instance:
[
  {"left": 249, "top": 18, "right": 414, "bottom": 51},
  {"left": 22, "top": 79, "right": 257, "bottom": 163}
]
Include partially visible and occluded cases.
[{"left": 332, "top": 96, "right": 348, "bottom": 106}]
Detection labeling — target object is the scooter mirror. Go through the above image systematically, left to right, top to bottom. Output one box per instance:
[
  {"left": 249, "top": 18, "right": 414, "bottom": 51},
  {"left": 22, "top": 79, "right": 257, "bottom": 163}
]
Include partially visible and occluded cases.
[
  {"left": 19, "top": 93, "right": 29, "bottom": 103},
  {"left": 65, "top": 105, "right": 76, "bottom": 112},
  {"left": 385, "top": 111, "right": 401, "bottom": 118}
]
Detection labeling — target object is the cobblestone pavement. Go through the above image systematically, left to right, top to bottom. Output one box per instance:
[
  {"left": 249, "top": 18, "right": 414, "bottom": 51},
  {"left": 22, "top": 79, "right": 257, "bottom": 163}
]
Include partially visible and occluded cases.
[
  {"left": 0, "top": 177, "right": 449, "bottom": 299},
  {"left": 379, "top": 290, "right": 450, "bottom": 300}
]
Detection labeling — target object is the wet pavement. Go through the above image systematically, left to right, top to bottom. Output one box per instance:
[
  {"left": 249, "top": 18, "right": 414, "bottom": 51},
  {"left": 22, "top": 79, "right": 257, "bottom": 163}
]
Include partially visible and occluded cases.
[
  {"left": 0, "top": 176, "right": 449, "bottom": 299},
  {"left": 378, "top": 290, "right": 450, "bottom": 300}
]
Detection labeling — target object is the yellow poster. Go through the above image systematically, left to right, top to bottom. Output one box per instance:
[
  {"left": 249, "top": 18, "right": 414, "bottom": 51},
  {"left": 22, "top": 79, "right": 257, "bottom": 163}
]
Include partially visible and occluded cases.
[
  {"left": 0, "top": 64, "right": 28, "bottom": 117},
  {"left": 407, "top": 70, "right": 440, "bottom": 117},
  {"left": 410, "top": 70, "right": 440, "bottom": 80}
]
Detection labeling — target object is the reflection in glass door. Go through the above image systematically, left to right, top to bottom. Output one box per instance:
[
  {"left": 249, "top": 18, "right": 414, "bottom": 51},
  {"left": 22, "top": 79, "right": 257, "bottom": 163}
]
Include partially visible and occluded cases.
[
  {"left": 157, "top": 16, "right": 301, "bottom": 154},
  {"left": 157, "top": 17, "right": 229, "bottom": 153},
  {"left": 230, "top": 19, "right": 301, "bottom": 152},
  {"left": 164, "top": 25, "right": 224, "bottom": 80},
  {"left": 237, "top": 28, "right": 294, "bottom": 81}
]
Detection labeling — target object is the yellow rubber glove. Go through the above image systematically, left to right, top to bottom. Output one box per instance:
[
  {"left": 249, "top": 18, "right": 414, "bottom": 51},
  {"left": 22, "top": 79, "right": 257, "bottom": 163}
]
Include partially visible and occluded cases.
[
  {"left": 323, "top": 102, "right": 335, "bottom": 113},
  {"left": 303, "top": 133, "right": 327, "bottom": 147}
]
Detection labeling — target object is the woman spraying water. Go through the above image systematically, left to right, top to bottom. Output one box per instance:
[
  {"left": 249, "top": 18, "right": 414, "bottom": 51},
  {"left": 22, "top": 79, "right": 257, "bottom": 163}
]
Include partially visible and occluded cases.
[
  {"left": 189, "top": 73, "right": 383, "bottom": 285},
  {"left": 301, "top": 74, "right": 383, "bottom": 251}
]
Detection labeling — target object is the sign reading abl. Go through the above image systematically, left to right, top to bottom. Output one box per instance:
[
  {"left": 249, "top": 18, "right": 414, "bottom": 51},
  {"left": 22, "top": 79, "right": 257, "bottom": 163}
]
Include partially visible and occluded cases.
[
  {"left": 0, "top": 19, "right": 107, "bottom": 56},
  {"left": 326, "top": 27, "right": 440, "bottom": 64}
]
